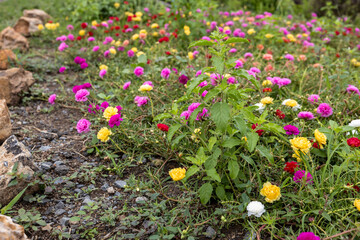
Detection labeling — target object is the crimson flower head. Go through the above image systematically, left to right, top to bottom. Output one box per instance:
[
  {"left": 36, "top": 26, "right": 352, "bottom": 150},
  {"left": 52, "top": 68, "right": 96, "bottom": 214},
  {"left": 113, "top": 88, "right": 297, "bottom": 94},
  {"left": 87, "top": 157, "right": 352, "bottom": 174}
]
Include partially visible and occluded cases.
[
  {"left": 81, "top": 22, "right": 88, "bottom": 29},
  {"left": 159, "top": 37, "right": 169, "bottom": 43},
  {"left": 165, "top": 51, "right": 171, "bottom": 55},
  {"left": 263, "top": 88, "right": 272, "bottom": 92},
  {"left": 275, "top": 109, "right": 285, "bottom": 119},
  {"left": 157, "top": 123, "right": 169, "bottom": 132},
  {"left": 251, "top": 123, "right": 264, "bottom": 136},
  {"left": 347, "top": 137, "right": 360, "bottom": 147},
  {"left": 284, "top": 161, "right": 298, "bottom": 174}
]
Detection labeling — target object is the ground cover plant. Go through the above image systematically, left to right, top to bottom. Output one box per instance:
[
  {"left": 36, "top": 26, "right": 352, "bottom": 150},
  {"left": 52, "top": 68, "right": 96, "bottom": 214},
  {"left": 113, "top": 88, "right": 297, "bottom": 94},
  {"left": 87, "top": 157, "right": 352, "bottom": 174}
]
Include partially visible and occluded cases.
[{"left": 2, "top": 0, "right": 360, "bottom": 239}]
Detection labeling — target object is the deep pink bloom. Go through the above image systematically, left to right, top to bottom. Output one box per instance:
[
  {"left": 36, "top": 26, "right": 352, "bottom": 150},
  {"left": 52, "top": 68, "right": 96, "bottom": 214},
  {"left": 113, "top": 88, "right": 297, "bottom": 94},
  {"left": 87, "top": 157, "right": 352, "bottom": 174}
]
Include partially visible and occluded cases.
[
  {"left": 66, "top": 25, "right": 74, "bottom": 31},
  {"left": 67, "top": 34, "right": 75, "bottom": 41},
  {"left": 88, "top": 37, "right": 95, "bottom": 42},
  {"left": 58, "top": 42, "right": 68, "bottom": 52},
  {"left": 92, "top": 46, "right": 100, "bottom": 52},
  {"left": 127, "top": 50, "right": 135, "bottom": 57},
  {"left": 284, "top": 54, "right": 294, "bottom": 61},
  {"left": 234, "top": 60, "right": 243, "bottom": 68},
  {"left": 80, "top": 62, "right": 88, "bottom": 69},
  {"left": 59, "top": 67, "right": 66, "bottom": 73},
  {"left": 134, "top": 67, "right": 144, "bottom": 77},
  {"left": 161, "top": 68, "right": 171, "bottom": 79},
  {"left": 99, "top": 69, "right": 107, "bottom": 78},
  {"left": 195, "top": 70, "right": 202, "bottom": 77},
  {"left": 178, "top": 74, "right": 189, "bottom": 85},
  {"left": 123, "top": 81, "right": 131, "bottom": 90},
  {"left": 143, "top": 81, "right": 153, "bottom": 87},
  {"left": 198, "top": 81, "right": 208, "bottom": 87},
  {"left": 347, "top": 85, "right": 360, "bottom": 95},
  {"left": 75, "top": 89, "right": 90, "bottom": 102},
  {"left": 48, "top": 94, "right": 56, "bottom": 105},
  {"left": 308, "top": 94, "right": 320, "bottom": 103},
  {"left": 134, "top": 96, "right": 148, "bottom": 106},
  {"left": 100, "top": 101, "right": 109, "bottom": 111},
  {"left": 188, "top": 103, "right": 201, "bottom": 112},
  {"left": 317, "top": 103, "right": 333, "bottom": 117},
  {"left": 116, "top": 105, "right": 122, "bottom": 112},
  {"left": 196, "top": 108, "right": 209, "bottom": 120},
  {"left": 180, "top": 110, "right": 191, "bottom": 120},
  {"left": 298, "top": 111, "right": 315, "bottom": 120},
  {"left": 108, "top": 114, "right": 123, "bottom": 128},
  {"left": 76, "top": 119, "right": 91, "bottom": 133},
  {"left": 284, "top": 125, "right": 299, "bottom": 135},
  {"left": 293, "top": 170, "right": 313, "bottom": 184},
  {"left": 297, "top": 232, "right": 320, "bottom": 240}
]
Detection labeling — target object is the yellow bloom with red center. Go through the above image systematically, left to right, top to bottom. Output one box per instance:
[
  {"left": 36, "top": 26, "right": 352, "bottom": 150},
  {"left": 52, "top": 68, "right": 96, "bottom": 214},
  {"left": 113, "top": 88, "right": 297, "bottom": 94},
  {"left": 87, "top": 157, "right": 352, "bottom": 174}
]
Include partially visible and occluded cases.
[
  {"left": 92, "top": 20, "right": 98, "bottom": 26},
  {"left": 139, "top": 85, "right": 153, "bottom": 92},
  {"left": 260, "top": 97, "right": 273, "bottom": 105},
  {"left": 103, "top": 107, "right": 118, "bottom": 121},
  {"left": 97, "top": 127, "right": 112, "bottom": 142},
  {"left": 314, "top": 129, "right": 326, "bottom": 149},
  {"left": 290, "top": 137, "right": 311, "bottom": 161},
  {"left": 169, "top": 168, "right": 186, "bottom": 181},
  {"left": 260, "top": 182, "right": 281, "bottom": 203},
  {"left": 354, "top": 199, "right": 360, "bottom": 211}
]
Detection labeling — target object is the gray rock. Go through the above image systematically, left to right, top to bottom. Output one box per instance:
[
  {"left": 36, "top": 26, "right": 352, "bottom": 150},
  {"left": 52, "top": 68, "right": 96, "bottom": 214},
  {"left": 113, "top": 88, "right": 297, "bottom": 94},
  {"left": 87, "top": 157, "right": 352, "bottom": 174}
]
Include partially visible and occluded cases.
[
  {"left": 39, "top": 145, "right": 51, "bottom": 151},
  {"left": 54, "top": 160, "right": 64, "bottom": 166},
  {"left": 40, "top": 162, "right": 52, "bottom": 170},
  {"left": 55, "top": 165, "right": 69, "bottom": 174},
  {"left": 54, "top": 178, "right": 64, "bottom": 185},
  {"left": 114, "top": 180, "right": 127, "bottom": 188},
  {"left": 101, "top": 183, "right": 109, "bottom": 191},
  {"left": 107, "top": 187, "right": 115, "bottom": 194},
  {"left": 74, "top": 188, "right": 82, "bottom": 193},
  {"left": 83, "top": 197, "right": 93, "bottom": 205},
  {"left": 135, "top": 197, "right": 148, "bottom": 204},
  {"left": 55, "top": 201, "right": 65, "bottom": 210},
  {"left": 55, "top": 209, "right": 66, "bottom": 216},
  {"left": 60, "top": 217, "right": 70, "bottom": 226},
  {"left": 205, "top": 226, "right": 216, "bottom": 239},
  {"left": 243, "top": 231, "right": 257, "bottom": 240}
]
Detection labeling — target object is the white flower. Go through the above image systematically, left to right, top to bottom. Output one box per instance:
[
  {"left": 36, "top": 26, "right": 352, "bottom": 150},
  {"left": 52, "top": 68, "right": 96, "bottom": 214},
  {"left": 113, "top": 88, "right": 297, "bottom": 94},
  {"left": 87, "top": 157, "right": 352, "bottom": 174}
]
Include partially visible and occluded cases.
[
  {"left": 282, "top": 99, "right": 301, "bottom": 111},
  {"left": 254, "top": 103, "right": 265, "bottom": 113},
  {"left": 349, "top": 119, "right": 360, "bottom": 127},
  {"left": 247, "top": 201, "right": 266, "bottom": 217}
]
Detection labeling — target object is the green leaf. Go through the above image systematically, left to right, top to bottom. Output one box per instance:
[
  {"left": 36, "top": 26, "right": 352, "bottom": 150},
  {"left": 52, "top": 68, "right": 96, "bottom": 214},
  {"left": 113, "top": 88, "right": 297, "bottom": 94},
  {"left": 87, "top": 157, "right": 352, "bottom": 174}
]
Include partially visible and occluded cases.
[
  {"left": 223, "top": 37, "right": 249, "bottom": 44},
  {"left": 189, "top": 39, "right": 215, "bottom": 48},
  {"left": 137, "top": 54, "right": 147, "bottom": 63},
  {"left": 212, "top": 55, "right": 225, "bottom": 75},
  {"left": 186, "top": 75, "right": 207, "bottom": 95},
  {"left": 204, "top": 88, "right": 220, "bottom": 102},
  {"left": 210, "top": 102, "right": 231, "bottom": 132},
  {"left": 189, "top": 105, "right": 204, "bottom": 125},
  {"left": 241, "top": 107, "right": 257, "bottom": 123},
  {"left": 153, "top": 113, "right": 172, "bottom": 121},
  {"left": 234, "top": 116, "right": 248, "bottom": 134},
  {"left": 262, "top": 123, "right": 286, "bottom": 134},
  {"left": 167, "top": 124, "right": 182, "bottom": 142},
  {"left": 246, "top": 132, "right": 259, "bottom": 152},
  {"left": 208, "top": 137, "right": 217, "bottom": 151},
  {"left": 256, "top": 145, "right": 274, "bottom": 164},
  {"left": 205, "top": 148, "right": 221, "bottom": 170},
  {"left": 240, "top": 154, "right": 255, "bottom": 165},
  {"left": 228, "top": 160, "right": 240, "bottom": 179},
  {"left": 184, "top": 165, "right": 199, "bottom": 181},
  {"left": 206, "top": 168, "right": 221, "bottom": 182},
  {"left": 199, "top": 182, "right": 213, "bottom": 204},
  {"left": 215, "top": 185, "right": 226, "bottom": 201},
  {"left": 1, "top": 186, "right": 28, "bottom": 215},
  {"left": 321, "top": 212, "right": 331, "bottom": 221},
  {"left": 69, "top": 216, "right": 81, "bottom": 222}
]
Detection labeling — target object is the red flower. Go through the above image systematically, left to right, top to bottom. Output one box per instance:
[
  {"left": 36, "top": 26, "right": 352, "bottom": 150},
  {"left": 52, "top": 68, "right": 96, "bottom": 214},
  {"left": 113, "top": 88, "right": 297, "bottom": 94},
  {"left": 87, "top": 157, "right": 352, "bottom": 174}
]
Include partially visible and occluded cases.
[
  {"left": 124, "top": 1, "right": 129, "bottom": 4},
  {"left": 151, "top": 15, "right": 158, "bottom": 19},
  {"left": 127, "top": 16, "right": 132, "bottom": 22},
  {"left": 115, "top": 17, "right": 120, "bottom": 21},
  {"left": 48, "top": 20, "right": 53, "bottom": 23},
  {"left": 81, "top": 22, "right": 88, "bottom": 29},
  {"left": 146, "top": 23, "right": 150, "bottom": 27},
  {"left": 124, "top": 24, "right": 129, "bottom": 29},
  {"left": 133, "top": 25, "right": 139, "bottom": 29},
  {"left": 115, "top": 26, "right": 120, "bottom": 30},
  {"left": 121, "top": 29, "right": 125, "bottom": 33},
  {"left": 104, "top": 30, "right": 109, "bottom": 33},
  {"left": 88, "top": 31, "right": 93, "bottom": 36},
  {"left": 335, "top": 31, "right": 340, "bottom": 36},
  {"left": 172, "top": 32, "right": 178, "bottom": 38},
  {"left": 115, "top": 33, "right": 120, "bottom": 37},
  {"left": 76, "top": 36, "right": 82, "bottom": 41},
  {"left": 159, "top": 36, "right": 169, "bottom": 43},
  {"left": 165, "top": 51, "right": 171, "bottom": 55},
  {"left": 336, "top": 53, "right": 340, "bottom": 58},
  {"left": 147, "top": 60, "right": 151, "bottom": 64},
  {"left": 263, "top": 88, "right": 272, "bottom": 92},
  {"left": 275, "top": 110, "right": 285, "bottom": 119},
  {"left": 157, "top": 123, "right": 169, "bottom": 132},
  {"left": 251, "top": 123, "right": 264, "bottom": 136},
  {"left": 347, "top": 137, "right": 360, "bottom": 147},
  {"left": 310, "top": 139, "right": 320, "bottom": 149},
  {"left": 284, "top": 161, "right": 298, "bottom": 174}
]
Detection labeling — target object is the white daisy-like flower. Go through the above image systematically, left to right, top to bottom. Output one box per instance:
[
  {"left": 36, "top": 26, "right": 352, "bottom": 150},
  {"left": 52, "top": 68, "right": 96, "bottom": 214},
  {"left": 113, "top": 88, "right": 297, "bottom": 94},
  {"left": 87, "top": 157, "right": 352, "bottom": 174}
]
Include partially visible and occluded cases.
[
  {"left": 282, "top": 99, "right": 301, "bottom": 111},
  {"left": 254, "top": 103, "right": 265, "bottom": 113},
  {"left": 349, "top": 119, "right": 360, "bottom": 127},
  {"left": 247, "top": 201, "right": 266, "bottom": 217}
]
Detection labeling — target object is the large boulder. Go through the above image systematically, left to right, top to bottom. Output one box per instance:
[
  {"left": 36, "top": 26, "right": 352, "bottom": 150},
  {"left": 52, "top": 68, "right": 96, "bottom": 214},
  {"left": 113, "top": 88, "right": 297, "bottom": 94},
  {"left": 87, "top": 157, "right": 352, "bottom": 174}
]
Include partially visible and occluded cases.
[
  {"left": 23, "top": 9, "right": 51, "bottom": 24},
  {"left": 14, "top": 17, "right": 43, "bottom": 36},
  {"left": 0, "top": 27, "right": 29, "bottom": 51},
  {"left": 0, "top": 49, "right": 16, "bottom": 70},
  {"left": 0, "top": 68, "right": 35, "bottom": 105},
  {"left": 0, "top": 99, "right": 11, "bottom": 143},
  {"left": 0, "top": 135, "right": 38, "bottom": 206},
  {"left": 0, "top": 215, "right": 28, "bottom": 240}
]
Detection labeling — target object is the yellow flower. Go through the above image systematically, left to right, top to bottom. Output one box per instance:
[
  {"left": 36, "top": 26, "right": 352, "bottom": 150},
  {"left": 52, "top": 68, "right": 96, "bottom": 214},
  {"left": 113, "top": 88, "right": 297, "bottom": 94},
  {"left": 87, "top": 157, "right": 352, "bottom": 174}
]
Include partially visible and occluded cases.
[
  {"left": 114, "top": 2, "right": 120, "bottom": 8},
  {"left": 135, "top": 12, "right": 143, "bottom": 17},
  {"left": 132, "top": 17, "right": 141, "bottom": 21},
  {"left": 233, "top": 17, "right": 240, "bottom": 21},
  {"left": 92, "top": 20, "right": 98, "bottom": 26},
  {"left": 206, "top": 22, "right": 210, "bottom": 26},
  {"left": 55, "top": 23, "right": 60, "bottom": 27},
  {"left": 151, "top": 23, "right": 159, "bottom": 29},
  {"left": 37, "top": 24, "right": 44, "bottom": 30},
  {"left": 223, "top": 26, "right": 230, "bottom": 31},
  {"left": 247, "top": 28, "right": 256, "bottom": 35},
  {"left": 139, "top": 29, "right": 147, "bottom": 34},
  {"left": 79, "top": 30, "right": 85, "bottom": 36},
  {"left": 184, "top": 30, "right": 191, "bottom": 35},
  {"left": 152, "top": 32, "right": 159, "bottom": 37},
  {"left": 265, "top": 33, "right": 273, "bottom": 39},
  {"left": 302, "top": 33, "right": 308, "bottom": 37},
  {"left": 131, "top": 34, "right": 139, "bottom": 40},
  {"left": 286, "top": 34, "right": 296, "bottom": 42},
  {"left": 114, "top": 41, "right": 121, "bottom": 47},
  {"left": 131, "top": 47, "right": 138, "bottom": 53},
  {"left": 109, "top": 48, "right": 116, "bottom": 55},
  {"left": 171, "top": 48, "right": 178, "bottom": 53},
  {"left": 136, "top": 51, "right": 145, "bottom": 57},
  {"left": 188, "top": 52, "right": 194, "bottom": 60},
  {"left": 99, "top": 64, "right": 108, "bottom": 71},
  {"left": 262, "top": 80, "right": 272, "bottom": 86},
  {"left": 139, "top": 85, "right": 153, "bottom": 92},
  {"left": 260, "top": 97, "right": 273, "bottom": 105},
  {"left": 284, "top": 99, "right": 298, "bottom": 107},
  {"left": 103, "top": 107, "right": 118, "bottom": 120},
  {"left": 97, "top": 127, "right": 112, "bottom": 142},
  {"left": 194, "top": 128, "right": 201, "bottom": 134},
  {"left": 314, "top": 129, "right": 326, "bottom": 149},
  {"left": 242, "top": 136, "right": 247, "bottom": 142},
  {"left": 290, "top": 137, "right": 311, "bottom": 161},
  {"left": 169, "top": 168, "right": 186, "bottom": 181},
  {"left": 260, "top": 182, "right": 281, "bottom": 203},
  {"left": 354, "top": 199, "right": 360, "bottom": 211}
]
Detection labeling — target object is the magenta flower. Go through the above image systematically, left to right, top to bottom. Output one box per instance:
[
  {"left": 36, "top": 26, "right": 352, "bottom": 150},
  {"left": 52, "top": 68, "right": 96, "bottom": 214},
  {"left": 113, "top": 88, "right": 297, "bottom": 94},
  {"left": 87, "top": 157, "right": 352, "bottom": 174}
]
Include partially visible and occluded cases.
[
  {"left": 66, "top": 24, "right": 74, "bottom": 31},
  {"left": 68, "top": 34, "right": 75, "bottom": 41},
  {"left": 88, "top": 37, "right": 95, "bottom": 42},
  {"left": 58, "top": 42, "right": 69, "bottom": 52},
  {"left": 92, "top": 46, "right": 100, "bottom": 52},
  {"left": 229, "top": 48, "right": 237, "bottom": 53},
  {"left": 104, "top": 50, "right": 110, "bottom": 57},
  {"left": 127, "top": 50, "right": 135, "bottom": 57},
  {"left": 244, "top": 52, "right": 253, "bottom": 59},
  {"left": 284, "top": 54, "right": 294, "bottom": 61},
  {"left": 73, "top": 56, "right": 84, "bottom": 64},
  {"left": 234, "top": 60, "right": 243, "bottom": 68},
  {"left": 80, "top": 62, "right": 88, "bottom": 69},
  {"left": 134, "top": 66, "right": 144, "bottom": 77},
  {"left": 59, "top": 67, "right": 66, "bottom": 73},
  {"left": 161, "top": 68, "right": 171, "bottom": 79},
  {"left": 99, "top": 69, "right": 107, "bottom": 78},
  {"left": 195, "top": 70, "right": 202, "bottom": 77},
  {"left": 178, "top": 74, "right": 189, "bottom": 85},
  {"left": 227, "top": 77, "right": 238, "bottom": 84},
  {"left": 123, "top": 81, "right": 131, "bottom": 90},
  {"left": 143, "top": 81, "right": 153, "bottom": 87},
  {"left": 198, "top": 81, "right": 208, "bottom": 87},
  {"left": 347, "top": 85, "right": 360, "bottom": 95},
  {"left": 75, "top": 89, "right": 90, "bottom": 102},
  {"left": 201, "top": 90, "right": 208, "bottom": 97},
  {"left": 48, "top": 94, "right": 56, "bottom": 105},
  {"left": 308, "top": 94, "right": 320, "bottom": 103},
  {"left": 134, "top": 96, "right": 148, "bottom": 106},
  {"left": 100, "top": 101, "right": 109, "bottom": 111},
  {"left": 188, "top": 103, "right": 201, "bottom": 112},
  {"left": 317, "top": 103, "right": 333, "bottom": 117},
  {"left": 196, "top": 108, "right": 209, "bottom": 120},
  {"left": 180, "top": 110, "right": 191, "bottom": 120},
  {"left": 298, "top": 111, "right": 315, "bottom": 120},
  {"left": 108, "top": 114, "right": 123, "bottom": 128},
  {"left": 76, "top": 119, "right": 91, "bottom": 133},
  {"left": 284, "top": 125, "right": 299, "bottom": 135},
  {"left": 293, "top": 170, "right": 313, "bottom": 184},
  {"left": 297, "top": 232, "right": 320, "bottom": 240}
]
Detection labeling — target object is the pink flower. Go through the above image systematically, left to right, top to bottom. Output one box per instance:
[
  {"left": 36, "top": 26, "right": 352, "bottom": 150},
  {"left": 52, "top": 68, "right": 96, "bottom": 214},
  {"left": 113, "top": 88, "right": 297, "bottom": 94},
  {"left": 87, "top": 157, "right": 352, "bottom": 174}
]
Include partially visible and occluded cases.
[
  {"left": 66, "top": 25, "right": 74, "bottom": 31},
  {"left": 67, "top": 34, "right": 75, "bottom": 41},
  {"left": 88, "top": 37, "right": 95, "bottom": 42},
  {"left": 58, "top": 42, "right": 69, "bottom": 52},
  {"left": 92, "top": 46, "right": 100, "bottom": 52},
  {"left": 229, "top": 48, "right": 237, "bottom": 53},
  {"left": 104, "top": 50, "right": 110, "bottom": 57},
  {"left": 127, "top": 50, "right": 135, "bottom": 57},
  {"left": 244, "top": 52, "right": 253, "bottom": 59},
  {"left": 284, "top": 54, "right": 294, "bottom": 61},
  {"left": 74, "top": 57, "right": 84, "bottom": 64},
  {"left": 234, "top": 60, "right": 243, "bottom": 68},
  {"left": 80, "top": 62, "right": 88, "bottom": 69},
  {"left": 134, "top": 66, "right": 144, "bottom": 77},
  {"left": 59, "top": 67, "right": 66, "bottom": 73},
  {"left": 161, "top": 68, "right": 171, "bottom": 79},
  {"left": 99, "top": 69, "right": 107, "bottom": 78},
  {"left": 227, "top": 77, "right": 237, "bottom": 84},
  {"left": 123, "top": 81, "right": 131, "bottom": 90},
  {"left": 143, "top": 81, "right": 153, "bottom": 87},
  {"left": 347, "top": 85, "right": 360, "bottom": 95},
  {"left": 75, "top": 89, "right": 90, "bottom": 102},
  {"left": 201, "top": 90, "right": 208, "bottom": 97},
  {"left": 48, "top": 94, "right": 56, "bottom": 105},
  {"left": 308, "top": 94, "right": 320, "bottom": 103},
  {"left": 134, "top": 96, "right": 148, "bottom": 106},
  {"left": 188, "top": 103, "right": 201, "bottom": 112},
  {"left": 317, "top": 103, "right": 333, "bottom": 117},
  {"left": 180, "top": 110, "right": 191, "bottom": 120},
  {"left": 298, "top": 111, "right": 315, "bottom": 120},
  {"left": 108, "top": 114, "right": 123, "bottom": 128},
  {"left": 76, "top": 119, "right": 91, "bottom": 133},
  {"left": 293, "top": 170, "right": 313, "bottom": 184},
  {"left": 297, "top": 232, "right": 320, "bottom": 240}
]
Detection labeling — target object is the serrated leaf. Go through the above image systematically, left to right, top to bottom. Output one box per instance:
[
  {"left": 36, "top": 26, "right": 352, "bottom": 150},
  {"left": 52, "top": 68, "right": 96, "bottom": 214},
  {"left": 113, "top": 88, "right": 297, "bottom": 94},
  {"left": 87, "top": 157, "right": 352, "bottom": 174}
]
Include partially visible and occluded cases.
[
  {"left": 223, "top": 37, "right": 249, "bottom": 44},
  {"left": 189, "top": 39, "right": 215, "bottom": 48},
  {"left": 212, "top": 55, "right": 225, "bottom": 75},
  {"left": 186, "top": 75, "right": 207, "bottom": 95},
  {"left": 210, "top": 102, "right": 231, "bottom": 132},
  {"left": 153, "top": 113, "right": 172, "bottom": 121},
  {"left": 234, "top": 116, "right": 248, "bottom": 134},
  {"left": 262, "top": 123, "right": 286, "bottom": 134},
  {"left": 167, "top": 124, "right": 182, "bottom": 141},
  {"left": 246, "top": 132, "right": 259, "bottom": 152},
  {"left": 208, "top": 137, "right": 217, "bottom": 151},
  {"left": 222, "top": 137, "right": 241, "bottom": 148},
  {"left": 256, "top": 145, "right": 274, "bottom": 164},
  {"left": 205, "top": 147, "right": 221, "bottom": 169},
  {"left": 240, "top": 154, "right": 255, "bottom": 165},
  {"left": 228, "top": 160, "right": 239, "bottom": 179},
  {"left": 184, "top": 165, "right": 199, "bottom": 181},
  {"left": 206, "top": 168, "right": 221, "bottom": 182},
  {"left": 199, "top": 182, "right": 213, "bottom": 204},
  {"left": 216, "top": 186, "right": 226, "bottom": 200}
]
